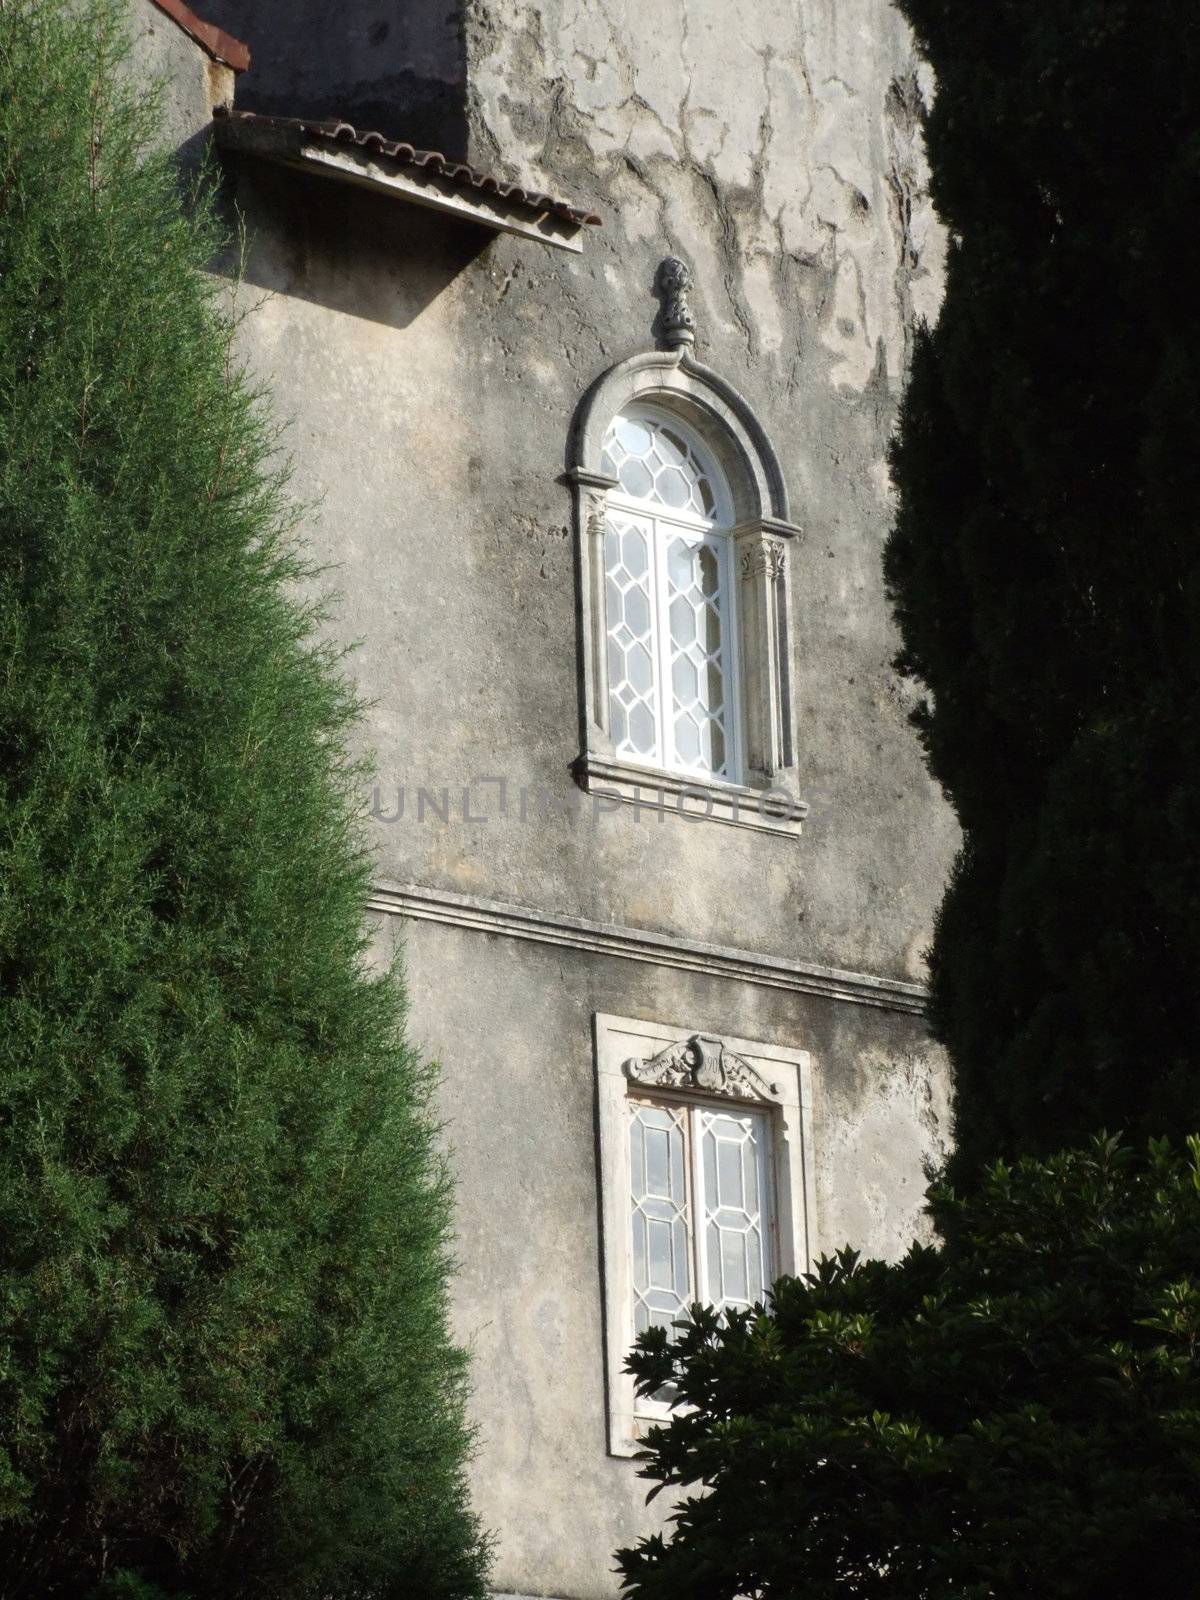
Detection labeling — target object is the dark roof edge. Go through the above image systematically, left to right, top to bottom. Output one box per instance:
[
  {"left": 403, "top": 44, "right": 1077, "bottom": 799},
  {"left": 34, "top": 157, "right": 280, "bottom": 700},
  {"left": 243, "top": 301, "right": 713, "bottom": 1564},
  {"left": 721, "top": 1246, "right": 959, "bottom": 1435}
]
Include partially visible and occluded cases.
[
  {"left": 148, "top": 0, "right": 251, "bottom": 73},
  {"left": 214, "top": 108, "right": 602, "bottom": 229}
]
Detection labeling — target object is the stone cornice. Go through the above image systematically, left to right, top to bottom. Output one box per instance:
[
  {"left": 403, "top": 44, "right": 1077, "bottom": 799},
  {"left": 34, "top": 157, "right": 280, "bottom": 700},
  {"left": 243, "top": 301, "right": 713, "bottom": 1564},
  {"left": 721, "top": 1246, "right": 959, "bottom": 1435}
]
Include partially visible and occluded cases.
[{"left": 369, "top": 880, "right": 929, "bottom": 1016}]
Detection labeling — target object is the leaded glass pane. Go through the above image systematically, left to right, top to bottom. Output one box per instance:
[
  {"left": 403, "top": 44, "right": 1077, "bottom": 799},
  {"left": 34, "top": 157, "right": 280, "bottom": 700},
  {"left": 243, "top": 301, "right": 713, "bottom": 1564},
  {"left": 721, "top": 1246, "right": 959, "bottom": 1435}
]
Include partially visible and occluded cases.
[
  {"left": 600, "top": 405, "right": 737, "bottom": 780},
  {"left": 602, "top": 411, "right": 718, "bottom": 520},
  {"left": 620, "top": 456, "right": 654, "bottom": 500},
  {"left": 604, "top": 511, "right": 659, "bottom": 760},
  {"left": 664, "top": 534, "right": 730, "bottom": 777},
  {"left": 628, "top": 702, "right": 656, "bottom": 754},
  {"left": 629, "top": 1102, "right": 692, "bottom": 1338},
  {"left": 698, "top": 1108, "right": 769, "bottom": 1315}
]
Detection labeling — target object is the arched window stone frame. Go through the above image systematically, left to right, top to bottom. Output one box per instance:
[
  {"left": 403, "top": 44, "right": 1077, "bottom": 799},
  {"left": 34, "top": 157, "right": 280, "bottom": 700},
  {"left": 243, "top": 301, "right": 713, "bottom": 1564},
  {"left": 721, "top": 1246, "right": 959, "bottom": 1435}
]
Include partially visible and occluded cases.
[{"left": 568, "top": 348, "right": 807, "bottom": 835}]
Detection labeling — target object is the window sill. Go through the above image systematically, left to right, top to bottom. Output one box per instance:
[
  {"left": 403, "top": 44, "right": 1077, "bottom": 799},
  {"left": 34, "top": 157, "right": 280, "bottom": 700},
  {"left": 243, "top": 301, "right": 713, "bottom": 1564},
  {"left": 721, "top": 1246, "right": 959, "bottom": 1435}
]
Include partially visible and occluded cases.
[
  {"left": 575, "top": 754, "right": 807, "bottom": 837},
  {"left": 606, "top": 1411, "right": 669, "bottom": 1459}
]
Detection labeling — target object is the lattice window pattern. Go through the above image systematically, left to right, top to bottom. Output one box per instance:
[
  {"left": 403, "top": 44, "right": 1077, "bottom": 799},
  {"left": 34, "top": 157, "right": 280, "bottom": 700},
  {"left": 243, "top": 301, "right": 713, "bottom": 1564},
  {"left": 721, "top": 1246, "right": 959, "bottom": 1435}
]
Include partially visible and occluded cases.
[
  {"left": 601, "top": 407, "right": 736, "bottom": 779},
  {"left": 601, "top": 411, "right": 717, "bottom": 518},
  {"left": 604, "top": 512, "right": 659, "bottom": 761},
  {"left": 666, "top": 536, "right": 727, "bottom": 773},
  {"left": 627, "top": 1097, "right": 772, "bottom": 1346},
  {"left": 629, "top": 1102, "right": 693, "bottom": 1337},
  {"left": 698, "top": 1108, "right": 768, "bottom": 1311}
]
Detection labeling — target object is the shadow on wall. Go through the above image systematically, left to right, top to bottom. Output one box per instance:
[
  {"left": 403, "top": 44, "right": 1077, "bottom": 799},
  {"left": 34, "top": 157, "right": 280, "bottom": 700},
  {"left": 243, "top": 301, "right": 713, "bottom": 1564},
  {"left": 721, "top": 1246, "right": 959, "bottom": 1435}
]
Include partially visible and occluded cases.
[
  {"left": 198, "top": 0, "right": 469, "bottom": 156},
  {"left": 213, "top": 157, "right": 492, "bottom": 332}
]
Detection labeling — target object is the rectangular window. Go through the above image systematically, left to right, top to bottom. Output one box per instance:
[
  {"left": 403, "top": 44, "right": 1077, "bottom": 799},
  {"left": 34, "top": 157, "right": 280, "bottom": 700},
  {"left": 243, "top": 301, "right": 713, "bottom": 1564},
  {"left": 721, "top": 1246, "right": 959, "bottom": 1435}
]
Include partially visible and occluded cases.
[
  {"left": 595, "top": 1013, "right": 814, "bottom": 1456},
  {"left": 628, "top": 1097, "right": 773, "bottom": 1338}
]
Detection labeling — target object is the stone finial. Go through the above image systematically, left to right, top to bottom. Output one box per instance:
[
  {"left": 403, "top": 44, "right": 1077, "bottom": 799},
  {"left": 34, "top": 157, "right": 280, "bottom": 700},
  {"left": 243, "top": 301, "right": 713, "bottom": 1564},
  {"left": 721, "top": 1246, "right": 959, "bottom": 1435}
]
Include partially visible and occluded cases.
[{"left": 657, "top": 256, "right": 696, "bottom": 349}]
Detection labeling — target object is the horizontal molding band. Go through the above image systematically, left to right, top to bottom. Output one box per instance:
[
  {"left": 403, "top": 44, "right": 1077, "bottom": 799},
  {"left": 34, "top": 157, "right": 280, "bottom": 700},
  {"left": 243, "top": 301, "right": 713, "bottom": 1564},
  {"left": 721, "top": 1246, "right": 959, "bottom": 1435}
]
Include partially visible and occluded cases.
[
  {"left": 577, "top": 754, "right": 807, "bottom": 837},
  {"left": 369, "top": 880, "right": 929, "bottom": 1016},
  {"left": 490, "top": 1593, "right": 571, "bottom": 1600}
]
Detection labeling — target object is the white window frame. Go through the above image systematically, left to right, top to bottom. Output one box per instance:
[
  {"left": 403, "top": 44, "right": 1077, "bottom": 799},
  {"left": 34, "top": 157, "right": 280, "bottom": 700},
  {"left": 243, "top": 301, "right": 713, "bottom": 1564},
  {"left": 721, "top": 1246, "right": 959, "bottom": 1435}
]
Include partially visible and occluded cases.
[
  {"left": 569, "top": 347, "right": 808, "bottom": 836},
  {"left": 602, "top": 408, "right": 744, "bottom": 782},
  {"left": 594, "top": 1011, "right": 815, "bottom": 1457},
  {"left": 626, "top": 1093, "right": 777, "bottom": 1429}
]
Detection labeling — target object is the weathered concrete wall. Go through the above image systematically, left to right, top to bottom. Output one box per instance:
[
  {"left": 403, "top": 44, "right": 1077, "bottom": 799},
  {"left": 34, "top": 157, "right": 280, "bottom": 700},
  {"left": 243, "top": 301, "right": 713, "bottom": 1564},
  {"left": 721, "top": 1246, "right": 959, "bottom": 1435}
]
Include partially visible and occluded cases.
[
  {"left": 126, "top": 0, "right": 235, "bottom": 160},
  {"left": 201, "top": 0, "right": 468, "bottom": 152},
  {"left": 452, "top": 0, "right": 950, "bottom": 983},
  {"left": 467, "top": 0, "right": 943, "bottom": 368},
  {"left": 196, "top": 1, "right": 957, "bottom": 1594},
  {"left": 220, "top": 5, "right": 953, "bottom": 983},
  {"left": 375, "top": 914, "right": 948, "bottom": 1600}
]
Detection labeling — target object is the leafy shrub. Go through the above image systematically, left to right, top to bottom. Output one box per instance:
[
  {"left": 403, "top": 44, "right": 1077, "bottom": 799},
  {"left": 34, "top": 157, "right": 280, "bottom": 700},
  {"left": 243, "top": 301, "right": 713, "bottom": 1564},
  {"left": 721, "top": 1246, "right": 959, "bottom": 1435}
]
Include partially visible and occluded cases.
[{"left": 619, "top": 1138, "right": 1200, "bottom": 1599}]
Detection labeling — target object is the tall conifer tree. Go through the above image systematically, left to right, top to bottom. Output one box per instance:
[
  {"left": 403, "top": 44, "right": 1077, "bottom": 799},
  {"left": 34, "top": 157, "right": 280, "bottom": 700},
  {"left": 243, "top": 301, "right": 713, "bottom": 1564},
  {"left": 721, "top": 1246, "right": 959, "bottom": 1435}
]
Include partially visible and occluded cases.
[
  {"left": 885, "top": 0, "right": 1200, "bottom": 1177},
  {"left": 0, "top": 4, "right": 486, "bottom": 1595}
]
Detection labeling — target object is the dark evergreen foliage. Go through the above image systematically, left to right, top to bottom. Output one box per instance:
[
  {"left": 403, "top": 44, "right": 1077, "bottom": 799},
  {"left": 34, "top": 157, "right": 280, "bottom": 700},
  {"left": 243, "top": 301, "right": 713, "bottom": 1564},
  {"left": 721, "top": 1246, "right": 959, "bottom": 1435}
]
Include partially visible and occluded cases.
[
  {"left": 883, "top": 2, "right": 1200, "bottom": 1178},
  {"left": 0, "top": 4, "right": 486, "bottom": 1595},
  {"left": 618, "top": 10, "right": 1200, "bottom": 1595},
  {"left": 618, "top": 1137, "right": 1200, "bottom": 1599}
]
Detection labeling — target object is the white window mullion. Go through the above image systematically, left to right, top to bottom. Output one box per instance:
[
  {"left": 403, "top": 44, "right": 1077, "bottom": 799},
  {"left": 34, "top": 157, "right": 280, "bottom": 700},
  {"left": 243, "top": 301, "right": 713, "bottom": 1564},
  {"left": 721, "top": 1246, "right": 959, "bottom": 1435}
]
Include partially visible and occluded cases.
[
  {"left": 650, "top": 517, "right": 676, "bottom": 771},
  {"left": 686, "top": 1103, "right": 710, "bottom": 1307},
  {"left": 759, "top": 1116, "right": 777, "bottom": 1294}
]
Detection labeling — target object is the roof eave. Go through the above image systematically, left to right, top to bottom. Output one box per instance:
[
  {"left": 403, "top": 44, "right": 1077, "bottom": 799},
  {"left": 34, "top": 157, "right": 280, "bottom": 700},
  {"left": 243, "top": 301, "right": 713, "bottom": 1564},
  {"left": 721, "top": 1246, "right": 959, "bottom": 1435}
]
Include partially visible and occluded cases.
[{"left": 214, "top": 116, "right": 590, "bottom": 254}]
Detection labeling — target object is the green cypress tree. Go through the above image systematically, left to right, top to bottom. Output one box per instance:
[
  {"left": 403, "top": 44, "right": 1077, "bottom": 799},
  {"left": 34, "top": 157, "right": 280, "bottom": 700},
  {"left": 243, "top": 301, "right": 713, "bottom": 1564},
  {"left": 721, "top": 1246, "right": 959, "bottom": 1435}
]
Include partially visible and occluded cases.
[
  {"left": 884, "top": 1, "right": 1200, "bottom": 1178},
  {"left": 0, "top": 4, "right": 487, "bottom": 1595}
]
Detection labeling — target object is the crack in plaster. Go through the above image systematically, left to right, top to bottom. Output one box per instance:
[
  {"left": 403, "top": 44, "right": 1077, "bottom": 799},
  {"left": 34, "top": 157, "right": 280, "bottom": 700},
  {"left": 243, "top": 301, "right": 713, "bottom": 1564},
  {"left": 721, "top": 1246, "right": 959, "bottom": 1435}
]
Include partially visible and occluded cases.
[{"left": 465, "top": 0, "right": 945, "bottom": 400}]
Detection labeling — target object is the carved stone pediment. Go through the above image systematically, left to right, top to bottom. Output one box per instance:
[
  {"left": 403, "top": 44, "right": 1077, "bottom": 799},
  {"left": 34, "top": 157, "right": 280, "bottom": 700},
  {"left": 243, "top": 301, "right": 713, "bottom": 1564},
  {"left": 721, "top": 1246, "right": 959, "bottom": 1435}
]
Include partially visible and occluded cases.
[{"left": 622, "top": 1032, "right": 779, "bottom": 1102}]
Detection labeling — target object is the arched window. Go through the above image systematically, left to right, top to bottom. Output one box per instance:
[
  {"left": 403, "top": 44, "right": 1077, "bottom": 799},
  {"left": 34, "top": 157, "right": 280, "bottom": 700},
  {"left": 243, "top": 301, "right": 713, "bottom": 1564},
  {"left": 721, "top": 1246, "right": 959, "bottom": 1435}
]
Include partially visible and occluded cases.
[
  {"left": 570, "top": 338, "right": 806, "bottom": 835},
  {"left": 600, "top": 406, "right": 738, "bottom": 779}
]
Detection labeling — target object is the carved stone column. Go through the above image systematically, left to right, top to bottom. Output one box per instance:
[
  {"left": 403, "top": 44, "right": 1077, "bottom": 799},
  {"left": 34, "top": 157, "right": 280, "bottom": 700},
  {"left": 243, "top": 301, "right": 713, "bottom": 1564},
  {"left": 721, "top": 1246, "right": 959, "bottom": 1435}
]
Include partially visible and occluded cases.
[
  {"left": 570, "top": 466, "right": 620, "bottom": 750},
  {"left": 733, "top": 523, "right": 794, "bottom": 785}
]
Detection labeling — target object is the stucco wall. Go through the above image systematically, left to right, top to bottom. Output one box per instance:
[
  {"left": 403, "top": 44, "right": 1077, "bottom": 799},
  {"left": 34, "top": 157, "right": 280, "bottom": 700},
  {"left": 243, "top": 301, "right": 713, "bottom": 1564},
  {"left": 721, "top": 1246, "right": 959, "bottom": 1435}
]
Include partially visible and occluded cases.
[
  {"left": 126, "top": 0, "right": 235, "bottom": 159},
  {"left": 200, "top": 0, "right": 468, "bottom": 151},
  {"left": 457, "top": 0, "right": 952, "bottom": 982},
  {"left": 135, "top": 1, "right": 958, "bottom": 1593},
  {"left": 214, "top": 3, "right": 947, "bottom": 972},
  {"left": 377, "top": 913, "right": 947, "bottom": 1600}
]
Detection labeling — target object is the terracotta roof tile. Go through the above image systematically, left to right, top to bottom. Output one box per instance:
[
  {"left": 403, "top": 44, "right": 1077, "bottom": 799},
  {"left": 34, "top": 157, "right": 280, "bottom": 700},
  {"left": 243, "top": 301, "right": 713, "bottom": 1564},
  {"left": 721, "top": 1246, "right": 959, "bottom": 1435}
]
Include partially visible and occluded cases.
[{"left": 213, "top": 108, "right": 602, "bottom": 229}]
